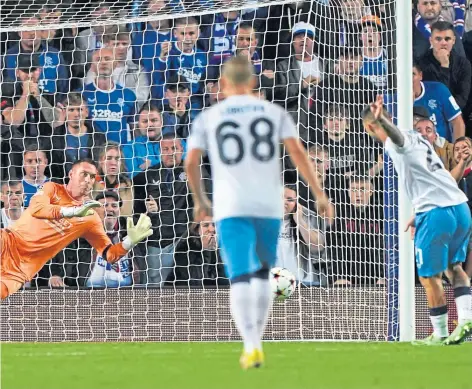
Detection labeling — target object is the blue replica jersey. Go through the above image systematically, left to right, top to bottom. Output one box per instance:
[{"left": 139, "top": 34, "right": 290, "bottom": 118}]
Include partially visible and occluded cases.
[
  {"left": 132, "top": 26, "right": 171, "bottom": 74},
  {"left": 3, "top": 43, "right": 68, "bottom": 97},
  {"left": 151, "top": 43, "right": 207, "bottom": 100},
  {"left": 359, "top": 50, "right": 388, "bottom": 90},
  {"left": 414, "top": 81, "right": 461, "bottom": 142},
  {"left": 82, "top": 82, "right": 137, "bottom": 145},
  {"left": 22, "top": 177, "right": 50, "bottom": 208}
]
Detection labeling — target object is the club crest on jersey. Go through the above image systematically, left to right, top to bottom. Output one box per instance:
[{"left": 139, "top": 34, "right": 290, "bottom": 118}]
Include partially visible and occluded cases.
[
  {"left": 117, "top": 98, "right": 124, "bottom": 108},
  {"left": 428, "top": 99, "right": 437, "bottom": 110},
  {"left": 179, "top": 172, "right": 187, "bottom": 181}
]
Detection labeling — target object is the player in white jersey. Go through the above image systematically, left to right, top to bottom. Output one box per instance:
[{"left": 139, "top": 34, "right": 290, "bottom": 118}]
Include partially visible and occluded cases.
[
  {"left": 185, "top": 56, "right": 334, "bottom": 368},
  {"left": 362, "top": 96, "right": 472, "bottom": 346}
]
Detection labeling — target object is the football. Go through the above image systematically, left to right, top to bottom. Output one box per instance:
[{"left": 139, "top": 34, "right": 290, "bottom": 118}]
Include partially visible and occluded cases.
[{"left": 270, "top": 267, "right": 296, "bottom": 300}]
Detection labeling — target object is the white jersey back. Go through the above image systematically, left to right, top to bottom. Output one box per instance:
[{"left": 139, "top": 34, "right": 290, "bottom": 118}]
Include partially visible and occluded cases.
[
  {"left": 188, "top": 95, "right": 298, "bottom": 221},
  {"left": 385, "top": 130, "right": 467, "bottom": 213}
]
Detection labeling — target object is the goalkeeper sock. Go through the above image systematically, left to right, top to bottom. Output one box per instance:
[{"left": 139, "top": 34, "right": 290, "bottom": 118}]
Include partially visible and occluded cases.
[
  {"left": 251, "top": 277, "right": 272, "bottom": 350},
  {"left": 230, "top": 282, "right": 258, "bottom": 353},
  {"left": 454, "top": 286, "right": 472, "bottom": 325},
  {"left": 429, "top": 305, "right": 449, "bottom": 338}
]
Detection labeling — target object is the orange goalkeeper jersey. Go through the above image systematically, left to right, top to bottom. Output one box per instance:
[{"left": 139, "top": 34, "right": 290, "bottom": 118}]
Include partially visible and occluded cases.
[{"left": 1, "top": 182, "right": 127, "bottom": 284}]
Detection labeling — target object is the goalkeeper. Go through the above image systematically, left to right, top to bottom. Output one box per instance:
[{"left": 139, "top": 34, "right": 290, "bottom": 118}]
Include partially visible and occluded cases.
[{"left": 0, "top": 159, "right": 152, "bottom": 299}]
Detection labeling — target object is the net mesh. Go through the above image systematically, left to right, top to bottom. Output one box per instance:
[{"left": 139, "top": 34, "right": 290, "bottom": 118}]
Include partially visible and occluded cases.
[{"left": 1, "top": 0, "right": 402, "bottom": 341}]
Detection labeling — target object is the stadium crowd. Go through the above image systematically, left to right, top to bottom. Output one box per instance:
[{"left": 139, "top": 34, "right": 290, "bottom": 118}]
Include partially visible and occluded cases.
[{"left": 1, "top": 0, "right": 472, "bottom": 289}]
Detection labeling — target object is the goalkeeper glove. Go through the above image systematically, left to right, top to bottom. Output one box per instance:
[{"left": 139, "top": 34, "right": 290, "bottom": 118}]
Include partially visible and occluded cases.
[
  {"left": 61, "top": 200, "right": 102, "bottom": 218},
  {"left": 122, "top": 214, "right": 153, "bottom": 250}
]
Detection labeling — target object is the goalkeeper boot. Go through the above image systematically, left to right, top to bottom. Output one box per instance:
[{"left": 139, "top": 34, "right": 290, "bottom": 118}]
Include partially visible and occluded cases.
[
  {"left": 443, "top": 320, "right": 472, "bottom": 345},
  {"left": 411, "top": 333, "right": 446, "bottom": 346},
  {"left": 240, "top": 349, "right": 263, "bottom": 370}
]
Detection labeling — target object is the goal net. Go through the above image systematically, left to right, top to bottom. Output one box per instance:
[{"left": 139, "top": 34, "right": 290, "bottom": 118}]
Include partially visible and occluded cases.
[{"left": 0, "top": 0, "right": 425, "bottom": 342}]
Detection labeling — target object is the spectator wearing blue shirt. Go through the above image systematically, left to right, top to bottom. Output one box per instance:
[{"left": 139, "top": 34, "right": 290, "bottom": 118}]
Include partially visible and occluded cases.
[
  {"left": 132, "top": 0, "right": 173, "bottom": 74},
  {"left": 3, "top": 15, "right": 69, "bottom": 105},
  {"left": 152, "top": 17, "right": 207, "bottom": 105},
  {"left": 82, "top": 47, "right": 137, "bottom": 145},
  {"left": 413, "top": 60, "right": 465, "bottom": 141},
  {"left": 21, "top": 145, "right": 50, "bottom": 208}
]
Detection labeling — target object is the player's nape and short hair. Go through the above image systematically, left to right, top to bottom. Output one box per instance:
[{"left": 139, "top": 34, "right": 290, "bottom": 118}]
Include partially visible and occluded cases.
[
  {"left": 174, "top": 16, "right": 198, "bottom": 27},
  {"left": 430, "top": 20, "right": 455, "bottom": 34},
  {"left": 102, "top": 24, "right": 130, "bottom": 44},
  {"left": 221, "top": 55, "right": 255, "bottom": 86},
  {"left": 63, "top": 92, "right": 85, "bottom": 107},
  {"left": 454, "top": 136, "right": 472, "bottom": 147},
  {"left": 70, "top": 158, "right": 98, "bottom": 172}
]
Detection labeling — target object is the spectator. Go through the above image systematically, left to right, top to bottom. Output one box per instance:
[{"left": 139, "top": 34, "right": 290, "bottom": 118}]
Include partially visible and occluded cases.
[
  {"left": 38, "top": 0, "right": 77, "bottom": 71},
  {"left": 132, "top": 0, "right": 173, "bottom": 74},
  {"left": 413, "top": 0, "right": 465, "bottom": 58},
  {"left": 75, "top": 6, "right": 120, "bottom": 78},
  {"left": 3, "top": 15, "right": 69, "bottom": 105},
  {"left": 359, "top": 15, "right": 391, "bottom": 90},
  {"left": 151, "top": 17, "right": 207, "bottom": 105},
  {"left": 418, "top": 21, "right": 471, "bottom": 110},
  {"left": 274, "top": 22, "right": 324, "bottom": 145},
  {"left": 85, "top": 25, "right": 150, "bottom": 110},
  {"left": 82, "top": 47, "right": 137, "bottom": 145},
  {"left": 312, "top": 47, "right": 378, "bottom": 136},
  {"left": 1, "top": 53, "right": 62, "bottom": 146},
  {"left": 413, "top": 60, "right": 465, "bottom": 141},
  {"left": 160, "top": 77, "right": 198, "bottom": 138},
  {"left": 205, "top": 78, "right": 225, "bottom": 107},
  {"left": 47, "top": 93, "right": 106, "bottom": 181},
  {"left": 123, "top": 102, "right": 166, "bottom": 177},
  {"left": 317, "top": 104, "right": 379, "bottom": 202},
  {"left": 0, "top": 107, "right": 26, "bottom": 182},
  {"left": 414, "top": 117, "right": 457, "bottom": 174},
  {"left": 133, "top": 135, "right": 212, "bottom": 285},
  {"left": 93, "top": 143, "right": 134, "bottom": 217},
  {"left": 297, "top": 144, "right": 330, "bottom": 213},
  {"left": 21, "top": 145, "right": 50, "bottom": 208},
  {"left": 330, "top": 176, "right": 384, "bottom": 285},
  {"left": 0, "top": 179, "right": 24, "bottom": 228},
  {"left": 276, "top": 184, "right": 329, "bottom": 286},
  {"left": 86, "top": 191, "right": 138, "bottom": 287},
  {"left": 168, "top": 217, "right": 228, "bottom": 286}
]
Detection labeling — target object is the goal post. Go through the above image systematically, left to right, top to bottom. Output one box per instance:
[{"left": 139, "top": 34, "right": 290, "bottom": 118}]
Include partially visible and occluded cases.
[{"left": 0, "top": 0, "right": 419, "bottom": 342}]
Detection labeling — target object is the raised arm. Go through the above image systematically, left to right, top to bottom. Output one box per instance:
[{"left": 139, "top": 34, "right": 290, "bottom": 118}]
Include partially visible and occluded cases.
[
  {"left": 369, "top": 95, "right": 405, "bottom": 147},
  {"left": 28, "top": 183, "right": 64, "bottom": 219}
]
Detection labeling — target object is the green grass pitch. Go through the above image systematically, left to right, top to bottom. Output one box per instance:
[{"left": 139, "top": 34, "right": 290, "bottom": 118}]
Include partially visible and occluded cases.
[{"left": 2, "top": 342, "right": 471, "bottom": 389}]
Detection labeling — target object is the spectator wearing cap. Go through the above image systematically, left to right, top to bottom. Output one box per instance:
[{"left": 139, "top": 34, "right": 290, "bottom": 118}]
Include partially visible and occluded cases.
[
  {"left": 413, "top": 0, "right": 466, "bottom": 58},
  {"left": 3, "top": 15, "right": 69, "bottom": 105},
  {"left": 359, "top": 15, "right": 392, "bottom": 90},
  {"left": 151, "top": 17, "right": 207, "bottom": 107},
  {"left": 418, "top": 21, "right": 471, "bottom": 110},
  {"left": 274, "top": 22, "right": 324, "bottom": 146},
  {"left": 85, "top": 25, "right": 150, "bottom": 110},
  {"left": 81, "top": 47, "right": 137, "bottom": 145},
  {"left": 312, "top": 47, "right": 378, "bottom": 134},
  {"left": 1, "top": 53, "right": 63, "bottom": 149},
  {"left": 413, "top": 60, "right": 465, "bottom": 141},
  {"left": 160, "top": 77, "right": 198, "bottom": 138},
  {"left": 414, "top": 115, "right": 458, "bottom": 175},
  {"left": 85, "top": 191, "right": 138, "bottom": 288}
]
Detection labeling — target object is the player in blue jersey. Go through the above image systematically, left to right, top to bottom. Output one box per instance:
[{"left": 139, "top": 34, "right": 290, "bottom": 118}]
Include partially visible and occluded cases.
[
  {"left": 82, "top": 48, "right": 137, "bottom": 145},
  {"left": 185, "top": 56, "right": 334, "bottom": 368},
  {"left": 413, "top": 61, "right": 465, "bottom": 142},
  {"left": 363, "top": 95, "right": 472, "bottom": 345}
]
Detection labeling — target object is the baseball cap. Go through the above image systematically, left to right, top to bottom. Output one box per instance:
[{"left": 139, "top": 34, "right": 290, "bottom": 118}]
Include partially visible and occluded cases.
[
  {"left": 361, "top": 15, "right": 383, "bottom": 30},
  {"left": 292, "top": 22, "right": 317, "bottom": 39},
  {"left": 17, "top": 53, "right": 41, "bottom": 72},
  {"left": 413, "top": 106, "right": 431, "bottom": 119},
  {"left": 95, "top": 190, "right": 123, "bottom": 208}
]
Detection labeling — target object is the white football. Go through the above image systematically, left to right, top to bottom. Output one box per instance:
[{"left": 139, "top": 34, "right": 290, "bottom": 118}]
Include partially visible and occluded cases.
[{"left": 270, "top": 267, "right": 296, "bottom": 300}]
